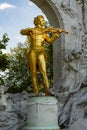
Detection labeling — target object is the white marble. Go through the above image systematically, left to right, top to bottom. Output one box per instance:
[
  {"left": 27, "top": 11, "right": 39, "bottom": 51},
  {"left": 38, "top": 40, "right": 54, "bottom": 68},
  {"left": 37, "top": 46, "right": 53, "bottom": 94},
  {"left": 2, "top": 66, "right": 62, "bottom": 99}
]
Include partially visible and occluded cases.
[{"left": 26, "top": 96, "right": 60, "bottom": 130}]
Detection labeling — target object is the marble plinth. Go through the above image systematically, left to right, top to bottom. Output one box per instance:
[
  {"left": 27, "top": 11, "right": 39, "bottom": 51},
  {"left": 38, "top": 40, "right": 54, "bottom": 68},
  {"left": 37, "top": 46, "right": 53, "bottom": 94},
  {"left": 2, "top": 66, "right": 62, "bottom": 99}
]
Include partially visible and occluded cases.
[{"left": 26, "top": 96, "right": 60, "bottom": 130}]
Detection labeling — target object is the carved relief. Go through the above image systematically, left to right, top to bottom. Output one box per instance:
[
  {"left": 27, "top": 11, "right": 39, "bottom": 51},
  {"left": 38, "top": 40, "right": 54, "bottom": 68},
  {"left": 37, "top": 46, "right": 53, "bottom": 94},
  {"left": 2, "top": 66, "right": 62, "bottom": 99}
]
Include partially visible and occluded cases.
[
  {"left": 60, "top": 0, "right": 76, "bottom": 18},
  {"left": 76, "top": 0, "right": 83, "bottom": 6},
  {"left": 76, "top": 0, "right": 87, "bottom": 33},
  {"left": 84, "top": 0, "right": 87, "bottom": 33},
  {"left": 81, "top": 35, "right": 87, "bottom": 71},
  {"left": 58, "top": 45, "right": 87, "bottom": 129},
  {"left": 50, "top": 49, "right": 82, "bottom": 96},
  {"left": 0, "top": 85, "right": 7, "bottom": 111},
  {"left": 0, "top": 91, "right": 28, "bottom": 130}
]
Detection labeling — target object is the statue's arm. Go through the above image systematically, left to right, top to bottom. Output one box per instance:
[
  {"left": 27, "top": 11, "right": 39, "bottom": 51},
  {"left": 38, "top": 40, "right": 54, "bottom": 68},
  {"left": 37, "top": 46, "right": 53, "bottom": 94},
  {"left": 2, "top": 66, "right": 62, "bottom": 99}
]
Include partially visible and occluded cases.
[
  {"left": 44, "top": 27, "right": 68, "bottom": 34},
  {"left": 44, "top": 27, "right": 68, "bottom": 44},
  {"left": 20, "top": 28, "right": 32, "bottom": 35},
  {"left": 44, "top": 33, "right": 60, "bottom": 44},
  {"left": 69, "top": 63, "right": 78, "bottom": 72}
]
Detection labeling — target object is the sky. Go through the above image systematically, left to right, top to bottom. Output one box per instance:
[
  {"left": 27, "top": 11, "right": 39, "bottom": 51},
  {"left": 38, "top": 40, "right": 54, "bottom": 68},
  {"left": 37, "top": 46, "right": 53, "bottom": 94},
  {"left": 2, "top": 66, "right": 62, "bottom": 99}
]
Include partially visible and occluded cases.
[{"left": 0, "top": 0, "right": 47, "bottom": 51}]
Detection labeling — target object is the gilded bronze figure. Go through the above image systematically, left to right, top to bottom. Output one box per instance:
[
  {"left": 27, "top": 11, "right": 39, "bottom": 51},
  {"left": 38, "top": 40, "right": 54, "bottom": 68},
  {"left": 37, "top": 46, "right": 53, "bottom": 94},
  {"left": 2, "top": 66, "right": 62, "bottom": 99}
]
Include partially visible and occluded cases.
[{"left": 20, "top": 15, "right": 68, "bottom": 96}]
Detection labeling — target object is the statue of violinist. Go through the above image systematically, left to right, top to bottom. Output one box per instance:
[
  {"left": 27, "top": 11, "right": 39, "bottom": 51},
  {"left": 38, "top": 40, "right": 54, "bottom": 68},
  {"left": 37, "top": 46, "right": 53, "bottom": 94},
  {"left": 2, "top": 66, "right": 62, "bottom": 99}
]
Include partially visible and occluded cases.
[{"left": 20, "top": 15, "right": 68, "bottom": 96}]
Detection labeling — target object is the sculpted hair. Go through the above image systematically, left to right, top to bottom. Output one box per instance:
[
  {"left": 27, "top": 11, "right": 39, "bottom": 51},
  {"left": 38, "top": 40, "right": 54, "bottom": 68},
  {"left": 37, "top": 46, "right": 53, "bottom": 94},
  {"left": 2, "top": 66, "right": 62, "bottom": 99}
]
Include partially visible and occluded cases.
[{"left": 34, "top": 15, "right": 44, "bottom": 25}]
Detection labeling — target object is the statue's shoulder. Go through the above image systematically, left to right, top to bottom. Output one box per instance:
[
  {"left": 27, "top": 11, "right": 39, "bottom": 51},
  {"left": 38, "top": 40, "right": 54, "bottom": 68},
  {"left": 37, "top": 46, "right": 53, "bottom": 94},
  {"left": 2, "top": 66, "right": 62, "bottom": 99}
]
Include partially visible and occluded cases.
[{"left": 26, "top": 28, "right": 34, "bottom": 31}]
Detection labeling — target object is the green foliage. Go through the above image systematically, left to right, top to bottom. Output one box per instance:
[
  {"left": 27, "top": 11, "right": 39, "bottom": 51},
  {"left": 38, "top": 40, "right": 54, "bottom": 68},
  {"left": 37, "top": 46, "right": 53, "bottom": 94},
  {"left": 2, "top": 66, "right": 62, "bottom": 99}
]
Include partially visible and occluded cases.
[
  {"left": 0, "top": 33, "right": 9, "bottom": 85},
  {"left": 0, "top": 33, "right": 9, "bottom": 49},
  {"left": 0, "top": 33, "right": 10, "bottom": 71},
  {"left": 5, "top": 42, "right": 32, "bottom": 93},
  {"left": 0, "top": 51, "right": 9, "bottom": 71},
  {"left": 0, "top": 76, "right": 4, "bottom": 85}
]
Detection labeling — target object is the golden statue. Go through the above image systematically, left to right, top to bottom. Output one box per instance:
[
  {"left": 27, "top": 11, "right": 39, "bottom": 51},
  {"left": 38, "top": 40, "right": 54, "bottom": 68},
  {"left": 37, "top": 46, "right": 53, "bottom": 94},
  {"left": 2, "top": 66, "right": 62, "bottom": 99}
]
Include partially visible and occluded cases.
[{"left": 20, "top": 15, "right": 68, "bottom": 96}]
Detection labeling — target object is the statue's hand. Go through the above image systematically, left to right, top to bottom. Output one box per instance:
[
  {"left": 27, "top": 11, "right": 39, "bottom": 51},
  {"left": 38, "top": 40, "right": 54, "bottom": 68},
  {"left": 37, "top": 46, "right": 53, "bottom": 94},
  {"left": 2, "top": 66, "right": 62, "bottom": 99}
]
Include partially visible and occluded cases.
[
  {"left": 58, "top": 28, "right": 69, "bottom": 34},
  {"left": 58, "top": 29, "right": 63, "bottom": 33}
]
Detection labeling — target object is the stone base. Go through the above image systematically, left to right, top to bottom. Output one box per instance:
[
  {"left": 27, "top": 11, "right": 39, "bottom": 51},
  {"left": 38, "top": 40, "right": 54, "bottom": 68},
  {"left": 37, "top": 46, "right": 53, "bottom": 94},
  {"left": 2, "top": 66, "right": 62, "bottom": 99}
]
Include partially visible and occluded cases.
[{"left": 26, "top": 96, "right": 60, "bottom": 130}]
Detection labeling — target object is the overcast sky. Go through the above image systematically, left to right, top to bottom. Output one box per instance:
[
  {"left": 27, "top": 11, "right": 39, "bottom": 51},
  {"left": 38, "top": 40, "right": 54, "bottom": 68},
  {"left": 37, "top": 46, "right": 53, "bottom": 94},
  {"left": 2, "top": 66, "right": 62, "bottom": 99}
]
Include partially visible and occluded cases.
[{"left": 0, "top": 0, "right": 47, "bottom": 51}]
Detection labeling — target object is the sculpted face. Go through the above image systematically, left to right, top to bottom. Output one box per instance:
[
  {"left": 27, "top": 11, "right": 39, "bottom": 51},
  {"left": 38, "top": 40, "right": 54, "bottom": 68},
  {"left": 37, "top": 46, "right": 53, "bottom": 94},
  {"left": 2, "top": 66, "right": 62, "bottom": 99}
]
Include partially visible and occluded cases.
[
  {"left": 34, "top": 15, "right": 46, "bottom": 28},
  {"left": 39, "top": 17, "right": 46, "bottom": 27}
]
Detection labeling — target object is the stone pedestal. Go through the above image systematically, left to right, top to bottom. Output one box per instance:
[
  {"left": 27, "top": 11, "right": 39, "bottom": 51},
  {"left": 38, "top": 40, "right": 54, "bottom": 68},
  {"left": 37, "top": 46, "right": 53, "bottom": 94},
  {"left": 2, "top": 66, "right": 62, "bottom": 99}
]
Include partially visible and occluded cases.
[
  {"left": 0, "top": 85, "right": 7, "bottom": 111},
  {"left": 26, "top": 96, "right": 60, "bottom": 130}
]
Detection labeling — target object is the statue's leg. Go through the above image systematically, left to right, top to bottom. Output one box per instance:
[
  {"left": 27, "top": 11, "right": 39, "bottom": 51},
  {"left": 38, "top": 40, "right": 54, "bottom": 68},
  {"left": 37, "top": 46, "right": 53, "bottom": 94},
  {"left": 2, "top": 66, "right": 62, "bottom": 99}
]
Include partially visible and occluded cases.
[
  {"left": 29, "top": 50, "right": 39, "bottom": 95},
  {"left": 38, "top": 54, "right": 49, "bottom": 95}
]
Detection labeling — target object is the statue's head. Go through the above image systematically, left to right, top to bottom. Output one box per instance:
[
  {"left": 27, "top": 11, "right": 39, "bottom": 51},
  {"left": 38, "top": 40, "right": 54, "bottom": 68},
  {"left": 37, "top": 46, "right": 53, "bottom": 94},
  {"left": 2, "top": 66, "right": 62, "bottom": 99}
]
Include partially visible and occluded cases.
[
  {"left": 34, "top": 15, "right": 46, "bottom": 27},
  {"left": 71, "top": 49, "right": 82, "bottom": 59},
  {"left": 68, "top": 54, "right": 74, "bottom": 61}
]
